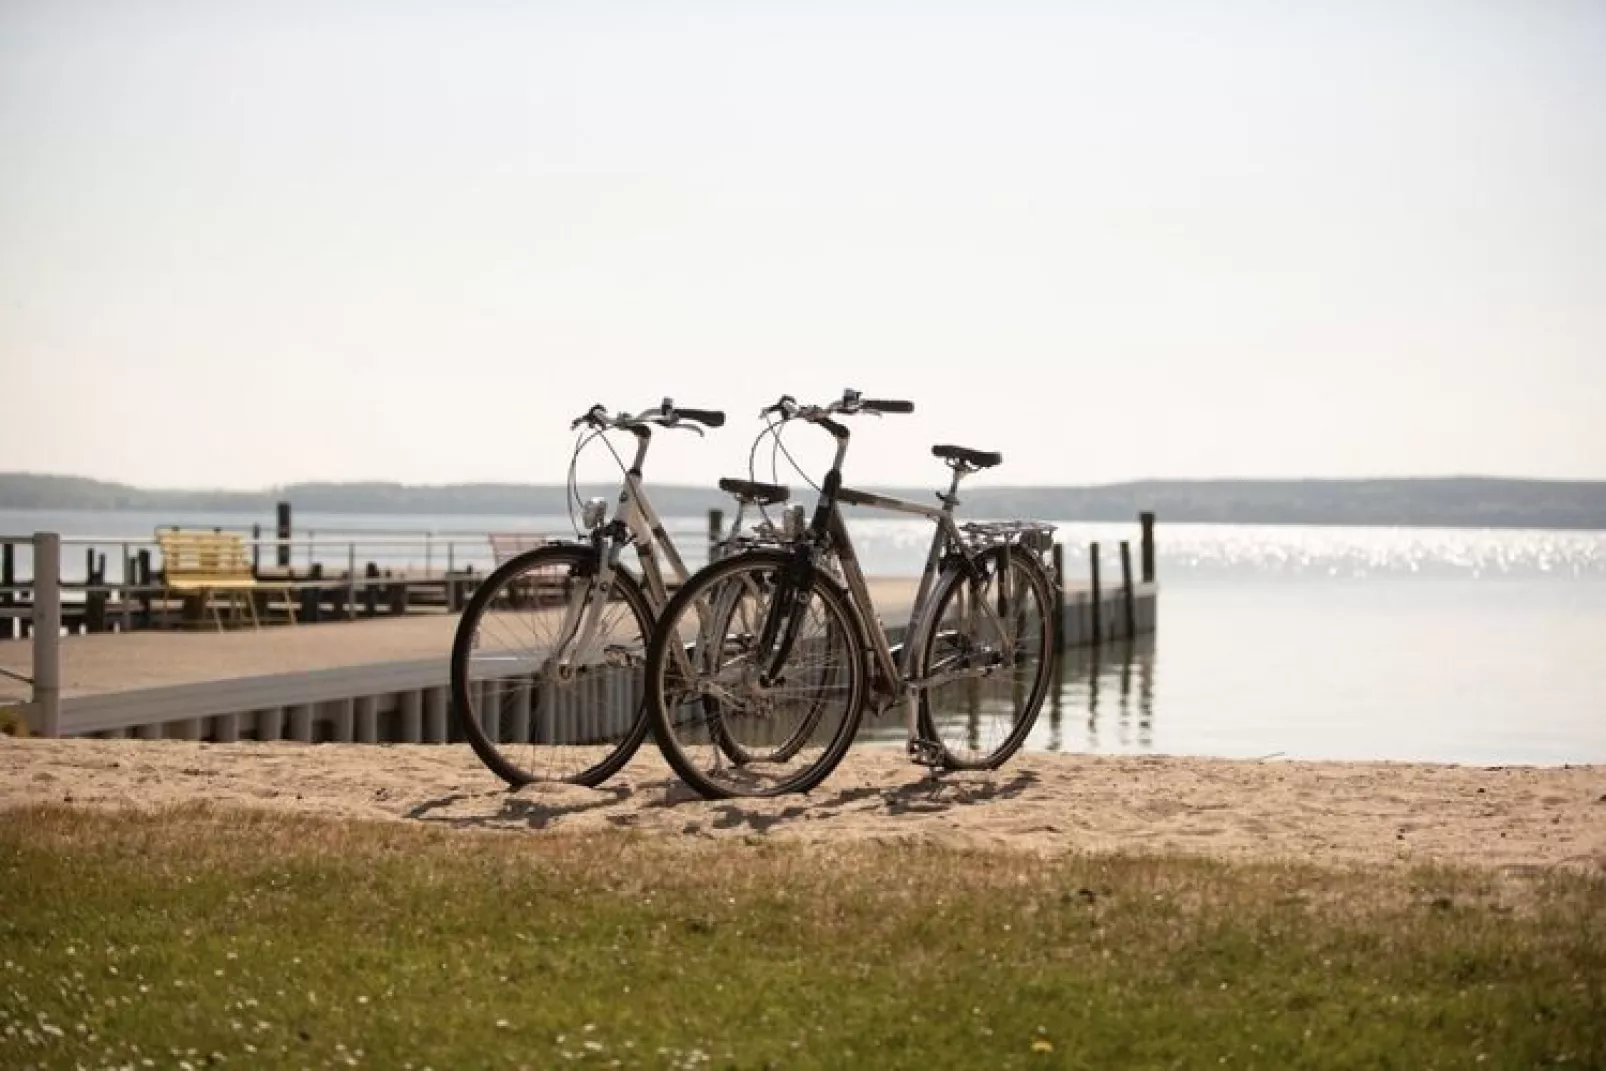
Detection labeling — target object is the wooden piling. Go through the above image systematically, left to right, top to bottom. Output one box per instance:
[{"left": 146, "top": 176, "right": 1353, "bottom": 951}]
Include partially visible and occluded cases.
[
  {"left": 275, "top": 502, "right": 292, "bottom": 568},
  {"left": 708, "top": 508, "right": 724, "bottom": 562},
  {"left": 1140, "top": 511, "right": 1156, "bottom": 584},
  {"left": 251, "top": 524, "right": 262, "bottom": 576},
  {"left": 30, "top": 533, "right": 62, "bottom": 736},
  {"left": 2, "top": 541, "right": 14, "bottom": 641},
  {"left": 1119, "top": 541, "right": 1136, "bottom": 638},
  {"left": 1051, "top": 542, "right": 1066, "bottom": 652},
  {"left": 1088, "top": 542, "right": 1103, "bottom": 644},
  {"left": 85, "top": 550, "right": 107, "bottom": 633},
  {"left": 135, "top": 550, "right": 153, "bottom": 626},
  {"left": 363, "top": 562, "right": 380, "bottom": 617},
  {"left": 300, "top": 563, "right": 323, "bottom": 623},
  {"left": 423, "top": 686, "right": 448, "bottom": 742},
  {"left": 398, "top": 690, "right": 423, "bottom": 743},
  {"left": 354, "top": 696, "right": 379, "bottom": 743},
  {"left": 329, "top": 698, "right": 355, "bottom": 742},
  {"left": 287, "top": 704, "right": 315, "bottom": 741},
  {"left": 257, "top": 707, "right": 283, "bottom": 741}
]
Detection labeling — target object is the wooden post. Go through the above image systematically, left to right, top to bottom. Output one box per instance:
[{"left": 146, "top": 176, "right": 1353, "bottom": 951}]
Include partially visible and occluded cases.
[
  {"left": 275, "top": 502, "right": 292, "bottom": 568},
  {"left": 708, "top": 508, "right": 724, "bottom": 563},
  {"left": 1139, "top": 511, "right": 1156, "bottom": 584},
  {"left": 251, "top": 524, "right": 262, "bottom": 576},
  {"left": 30, "top": 533, "right": 61, "bottom": 737},
  {"left": 1, "top": 540, "right": 14, "bottom": 641},
  {"left": 1119, "top": 540, "right": 1136, "bottom": 639},
  {"left": 1088, "top": 541, "right": 1102, "bottom": 646},
  {"left": 1050, "top": 542, "right": 1066, "bottom": 652},
  {"left": 119, "top": 543, "right": 133, "bottom": 632},
  {"left": 342, "top": 544, "right": 355, "bottom": 620},
  {"left": 135, "top": 549, "right": 153, "bottom": 627},
  {"left": 85, "top": 550, "right": 107, "bottom": 634},
  {"left": 300, "top": 562, "right": 323, "bottom": 623},
  {"left": 363, "top": 562, "right": 380, "bottom": 617},
  {"left": 424, "top": 686, "right": 448, "bottom": 742},
  {"left": 398, "top": 690, "right": 423, "bottom": 743},
  {"left": 354, "top": 695, "right": 379, "bottom": 743}
]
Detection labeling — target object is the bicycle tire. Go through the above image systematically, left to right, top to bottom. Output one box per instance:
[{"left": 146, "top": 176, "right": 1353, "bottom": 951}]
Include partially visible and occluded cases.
[
  {"left": 451, "top": 543, "right": 654, "bottom": 787},
  {"left": 915, "top": 545, "right": 1055, "bottom": 770},
  {"left": 646, "top": 549, "right": 866, "bottom": 799}
]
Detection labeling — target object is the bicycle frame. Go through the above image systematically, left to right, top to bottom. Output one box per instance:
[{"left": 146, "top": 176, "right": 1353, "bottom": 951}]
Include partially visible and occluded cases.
[
  {"left": 785, "top": 420, "right": 1022, "bottom": 744},
  {"left": 546, "top": 429, "right": 696, "bottom": 676}
]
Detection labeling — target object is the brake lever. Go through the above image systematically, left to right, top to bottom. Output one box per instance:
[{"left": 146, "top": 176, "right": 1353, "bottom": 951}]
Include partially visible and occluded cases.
[
  {"left": 760, "top": 394, "right": 797, "bottom": 418},
  {"left": 570, "top": 403, "right": 608, "bottom": 431}
]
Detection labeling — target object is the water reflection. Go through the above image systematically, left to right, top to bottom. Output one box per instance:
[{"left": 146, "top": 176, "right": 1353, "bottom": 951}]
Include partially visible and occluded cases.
[
  {"left": 856, "top": 636, "right": 1156, "bottom": 756},
  {"left": 1038, "top": 637, "right": 1155, "bottom": 755}
]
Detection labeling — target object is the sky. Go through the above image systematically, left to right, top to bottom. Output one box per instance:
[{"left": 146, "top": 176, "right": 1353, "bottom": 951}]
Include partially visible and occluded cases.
[{"left": 1, "top": 0, "right": 1603, "bottom": 490}]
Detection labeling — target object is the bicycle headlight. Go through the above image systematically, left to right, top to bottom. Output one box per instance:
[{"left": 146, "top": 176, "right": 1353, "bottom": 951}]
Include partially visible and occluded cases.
[
  {"left": 581, "top": 497, "right": 608, "bottom": 529},
  {"left": 782, "top": 503, "right": 806, "bottom": 541}
]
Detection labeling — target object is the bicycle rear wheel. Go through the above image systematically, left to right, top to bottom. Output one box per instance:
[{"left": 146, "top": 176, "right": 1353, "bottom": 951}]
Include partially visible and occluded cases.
[
  {"left": 451, "top": 544, "right": 654, "bottom": 787},
  {"left": 915, "top": 546, "right": 1054, "bottom": 770},
  {"left": 646, "top": 549, "right": 866, "bottom": 799}
]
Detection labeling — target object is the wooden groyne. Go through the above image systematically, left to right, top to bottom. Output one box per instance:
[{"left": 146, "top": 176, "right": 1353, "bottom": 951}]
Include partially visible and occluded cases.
[{"left": 1, "top": 514, "right": 1159, "bottom": 743}]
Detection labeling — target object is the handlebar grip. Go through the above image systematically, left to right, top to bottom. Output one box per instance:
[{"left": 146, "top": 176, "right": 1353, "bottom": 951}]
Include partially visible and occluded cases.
[
  {"left": 862, "top": 399, "right": 914, "bottom": 414},
  {"left": 676, "top": 408, "right": 726, "bottom": 428}
]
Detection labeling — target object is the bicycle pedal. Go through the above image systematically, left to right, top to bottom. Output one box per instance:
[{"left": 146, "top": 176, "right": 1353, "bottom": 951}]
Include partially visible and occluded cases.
[{"left": 906, "top": 738, "right": 946, "bottom": 767}]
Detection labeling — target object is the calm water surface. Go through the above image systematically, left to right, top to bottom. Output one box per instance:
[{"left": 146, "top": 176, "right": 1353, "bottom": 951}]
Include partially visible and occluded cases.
[{"left": 3, "top": 509, "right": 1603, "bottom": 766}]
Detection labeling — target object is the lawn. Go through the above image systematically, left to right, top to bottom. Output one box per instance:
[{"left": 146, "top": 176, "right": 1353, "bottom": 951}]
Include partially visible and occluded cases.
[{"left": 2, "top": 805, "right": 1602, "bottom": 1069}]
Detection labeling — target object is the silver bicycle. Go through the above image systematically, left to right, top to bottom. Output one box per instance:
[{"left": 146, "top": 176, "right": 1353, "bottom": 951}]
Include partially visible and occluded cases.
[
  {"left": 644, "top": 389, "right": 1059, "bottom": 799},
  {"left": 449, "top": 399, "right": 734, "bottom": 787}
]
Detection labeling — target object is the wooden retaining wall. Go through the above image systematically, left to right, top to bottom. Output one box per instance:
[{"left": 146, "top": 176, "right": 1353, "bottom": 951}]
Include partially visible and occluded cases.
[{"left": 53, "top": 585, "right": 1156, "bottom": 744}]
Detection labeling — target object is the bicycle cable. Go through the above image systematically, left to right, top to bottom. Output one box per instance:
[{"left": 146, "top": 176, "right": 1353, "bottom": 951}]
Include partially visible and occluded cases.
[{"left": 564, "top": 424, "right": 632, "bottom": 539}]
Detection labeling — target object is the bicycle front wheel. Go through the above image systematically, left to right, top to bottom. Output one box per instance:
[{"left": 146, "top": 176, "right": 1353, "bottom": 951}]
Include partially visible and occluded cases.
[
  {"left": 451, "top": 544, "right": 654, "bottom": 787},
  {"left": 916, "top": 546, "right": 1055, "bottom": 770},
  {"left": 645, "top": 550, "right": 866, "bottom": 799}
]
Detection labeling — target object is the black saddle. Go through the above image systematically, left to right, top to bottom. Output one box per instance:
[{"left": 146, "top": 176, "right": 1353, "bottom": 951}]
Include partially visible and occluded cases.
[
  {"left": 932, "top": 444, "right": 1002, "bottom": 469},
  {"left": 718, "top": 477, "right": 790, "bottom": 505}
]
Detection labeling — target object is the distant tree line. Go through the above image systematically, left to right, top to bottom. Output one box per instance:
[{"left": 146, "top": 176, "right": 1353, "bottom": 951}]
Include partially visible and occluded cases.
[{"left": 2, "top": 473, "right": 1604, "bottom": 530}]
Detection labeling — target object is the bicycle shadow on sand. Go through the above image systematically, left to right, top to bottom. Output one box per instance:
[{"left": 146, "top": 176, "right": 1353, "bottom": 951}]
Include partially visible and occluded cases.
[
  {"left": 401, "top": 768, "right": 1039, "bottom": 836},
  {"left": 664, "top": 768, "right": 1042, "bottom": 836},
  {"left": 405, "top": 783, "right": 634, "bottom": 831}
]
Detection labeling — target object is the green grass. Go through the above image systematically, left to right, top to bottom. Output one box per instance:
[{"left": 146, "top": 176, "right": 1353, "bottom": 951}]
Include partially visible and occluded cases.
[{"left": 2, "top": 806, "right": 1603, "bottom": 1070}]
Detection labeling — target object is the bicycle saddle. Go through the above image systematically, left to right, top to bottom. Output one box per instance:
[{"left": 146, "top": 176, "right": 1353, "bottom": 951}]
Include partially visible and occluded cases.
[
  {"left": 931, "top": 444, "right": 1002, "bottom": 469},
  {"left": 718, "top": 477, "right": 790, "bottom": 505}
]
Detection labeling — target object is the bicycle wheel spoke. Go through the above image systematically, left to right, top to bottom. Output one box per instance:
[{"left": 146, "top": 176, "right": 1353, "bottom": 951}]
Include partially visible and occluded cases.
[
  {"left": 452, "top": 547, "right": 652, "bottom": 787},
  {"left": 920, "top": 549, "right": 1053, "bottom": 769},
  {"left": 648, "top": 554, "right": 865, "bottom": 798}
]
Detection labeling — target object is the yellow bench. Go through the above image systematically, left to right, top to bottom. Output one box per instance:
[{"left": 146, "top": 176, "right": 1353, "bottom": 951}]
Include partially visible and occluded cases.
[{"left": 156, "top": 530, "right": 297, "bottom": 630}]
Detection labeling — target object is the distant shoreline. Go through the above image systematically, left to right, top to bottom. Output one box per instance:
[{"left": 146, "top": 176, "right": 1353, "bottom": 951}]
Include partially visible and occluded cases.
[{"left": 4, "top": 473, "right": 1606, "bottom": 530}]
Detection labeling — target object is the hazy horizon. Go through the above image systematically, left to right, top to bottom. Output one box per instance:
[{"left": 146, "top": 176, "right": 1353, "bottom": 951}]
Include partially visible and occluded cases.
[{"left": 4, "top": 1, "right": 1603, "bottom": 490}]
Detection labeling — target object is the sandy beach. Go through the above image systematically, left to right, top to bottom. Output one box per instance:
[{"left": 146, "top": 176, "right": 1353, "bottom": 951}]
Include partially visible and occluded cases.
[{"left": 4, "top": 737, "right": 1603, "bottom": 873}]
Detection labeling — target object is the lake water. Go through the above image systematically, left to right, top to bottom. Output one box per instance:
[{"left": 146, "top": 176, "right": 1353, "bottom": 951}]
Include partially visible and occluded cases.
[{"left": 3, "top": 508, "right": 1604, "bottom": 767}]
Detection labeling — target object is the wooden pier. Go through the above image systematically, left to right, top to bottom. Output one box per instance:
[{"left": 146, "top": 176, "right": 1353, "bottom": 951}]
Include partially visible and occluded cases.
[
  {"left": 1, "top": 511, "right": 1160, "bottom": 742},
  {"left": 0, "top": 576, "right": 1156, "bottom": 743}
]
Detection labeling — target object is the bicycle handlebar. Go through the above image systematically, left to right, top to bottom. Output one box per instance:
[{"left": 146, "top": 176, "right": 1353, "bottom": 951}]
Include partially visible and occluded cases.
[
  {"left": 760, "top": 389, "right": 915, "bottom": 423},
  {"left": 570, "top": 399, "right": 727, "bottom": 433}
]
